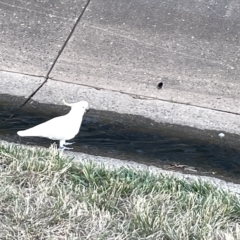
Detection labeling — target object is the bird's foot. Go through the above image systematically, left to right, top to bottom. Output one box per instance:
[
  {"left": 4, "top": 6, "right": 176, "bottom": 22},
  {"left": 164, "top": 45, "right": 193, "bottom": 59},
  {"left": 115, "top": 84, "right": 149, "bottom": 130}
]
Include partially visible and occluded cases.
[
  {"left": 59, "top": 140, "right": 74, "bottom": 150},
  {"left": 64, "top": 142, "right": 75, "bottom": 146},
  {"left": 59, "top": 146, "right": 73, "bottom": 151}
]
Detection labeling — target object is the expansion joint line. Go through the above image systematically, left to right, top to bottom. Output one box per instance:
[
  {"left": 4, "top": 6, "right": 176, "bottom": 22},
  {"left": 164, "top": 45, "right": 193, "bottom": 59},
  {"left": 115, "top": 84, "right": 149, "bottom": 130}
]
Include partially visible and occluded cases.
[{"left": 19, "top": 0, "right": 91, "bottom": 109}]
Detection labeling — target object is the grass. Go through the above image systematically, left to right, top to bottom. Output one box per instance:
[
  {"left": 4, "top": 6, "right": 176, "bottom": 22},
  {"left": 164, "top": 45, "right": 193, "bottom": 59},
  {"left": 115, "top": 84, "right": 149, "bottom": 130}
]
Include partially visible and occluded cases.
[{"left": 0, "top": 143, "right": 239, "bottom": 239}]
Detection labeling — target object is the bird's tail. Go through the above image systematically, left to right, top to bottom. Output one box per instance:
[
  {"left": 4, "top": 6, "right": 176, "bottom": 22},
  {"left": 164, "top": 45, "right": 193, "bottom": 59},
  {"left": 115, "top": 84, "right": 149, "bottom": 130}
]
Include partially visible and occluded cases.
[
  {"left": 17, "top": 129, "right": 35, "bottom": 137},
  {"left": 17, "top": 130, "right": 26, "bottom": 137}
]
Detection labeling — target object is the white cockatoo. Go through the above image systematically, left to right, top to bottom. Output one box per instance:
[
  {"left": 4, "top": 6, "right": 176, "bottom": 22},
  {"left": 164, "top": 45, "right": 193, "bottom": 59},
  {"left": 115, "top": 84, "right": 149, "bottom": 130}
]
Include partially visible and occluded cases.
[{"left": 17, "top": 100, "right": 89, "bottom": 149}]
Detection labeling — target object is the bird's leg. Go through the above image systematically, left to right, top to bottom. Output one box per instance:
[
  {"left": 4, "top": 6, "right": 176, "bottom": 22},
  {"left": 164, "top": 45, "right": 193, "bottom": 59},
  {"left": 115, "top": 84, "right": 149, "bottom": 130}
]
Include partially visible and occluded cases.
[
  {"left": 59, "top": 140, "right": 73, "bottom": 150},
  {"left": 59, "top": 140, "right": 66, "bottom": 148}
]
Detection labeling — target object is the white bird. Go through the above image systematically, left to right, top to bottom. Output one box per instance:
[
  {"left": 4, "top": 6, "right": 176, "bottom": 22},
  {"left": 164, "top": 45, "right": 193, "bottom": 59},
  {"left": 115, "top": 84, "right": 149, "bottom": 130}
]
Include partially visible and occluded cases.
[{"left": 17, "top": 100, "right": 89, "bottom": 149}]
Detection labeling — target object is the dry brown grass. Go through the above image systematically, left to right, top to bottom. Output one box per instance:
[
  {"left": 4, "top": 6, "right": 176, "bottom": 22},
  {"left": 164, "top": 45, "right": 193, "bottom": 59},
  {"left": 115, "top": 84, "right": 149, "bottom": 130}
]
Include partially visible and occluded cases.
[{"left": 0, "top": 143, "right": 239, "bottom": 239}]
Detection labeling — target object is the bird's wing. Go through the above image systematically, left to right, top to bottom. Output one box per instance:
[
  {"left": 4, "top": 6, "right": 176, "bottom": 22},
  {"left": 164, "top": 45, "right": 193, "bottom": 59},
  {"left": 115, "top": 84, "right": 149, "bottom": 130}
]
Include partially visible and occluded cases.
[{"left": 18, "top": 115, "right": 72, "bottom": 140}]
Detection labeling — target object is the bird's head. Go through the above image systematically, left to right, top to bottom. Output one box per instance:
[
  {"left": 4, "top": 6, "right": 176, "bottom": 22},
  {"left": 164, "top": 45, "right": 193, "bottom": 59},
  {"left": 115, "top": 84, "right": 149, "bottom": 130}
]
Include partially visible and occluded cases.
[{"left": 63, "top": 100, "right": 90, "bottom": 113}]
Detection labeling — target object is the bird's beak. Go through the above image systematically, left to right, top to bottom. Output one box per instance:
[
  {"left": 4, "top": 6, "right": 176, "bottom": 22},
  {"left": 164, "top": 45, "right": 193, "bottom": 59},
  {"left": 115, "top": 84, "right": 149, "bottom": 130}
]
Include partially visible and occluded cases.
[{"left": 86, "top": 108, "right": 90, "bottom": 113}]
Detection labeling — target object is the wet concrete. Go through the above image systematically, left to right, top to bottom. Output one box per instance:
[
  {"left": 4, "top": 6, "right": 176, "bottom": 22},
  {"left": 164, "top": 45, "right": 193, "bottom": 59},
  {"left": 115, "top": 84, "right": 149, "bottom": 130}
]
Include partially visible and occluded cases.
[{"left": 1, "top": 94, "right": 240, "bottom": 183}]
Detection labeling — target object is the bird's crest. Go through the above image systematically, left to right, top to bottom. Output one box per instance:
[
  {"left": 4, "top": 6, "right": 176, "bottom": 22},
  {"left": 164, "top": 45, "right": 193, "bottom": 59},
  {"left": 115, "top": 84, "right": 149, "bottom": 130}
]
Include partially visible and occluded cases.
[
  {"left": 62, "top": 99, "right": 72, "bottom": 107},
  {"left": 62, "top": 99, "right": 89, "bottom": 112}
]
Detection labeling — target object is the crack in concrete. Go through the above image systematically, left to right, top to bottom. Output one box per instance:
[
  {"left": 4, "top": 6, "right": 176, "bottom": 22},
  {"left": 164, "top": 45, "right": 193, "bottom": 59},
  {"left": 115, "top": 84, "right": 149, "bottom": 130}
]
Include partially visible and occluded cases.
[
  {"left": 19, "top": 0, "right": 91, "bottom": 109},
  {"left": 2, "top": 65, "right": 240, "bottom": 117},
  {"left": 0, "top": 69, "right": 44, "bottom": 78},
  {"left": 49, "top": 78, "right": 240, "bottom": 117}
]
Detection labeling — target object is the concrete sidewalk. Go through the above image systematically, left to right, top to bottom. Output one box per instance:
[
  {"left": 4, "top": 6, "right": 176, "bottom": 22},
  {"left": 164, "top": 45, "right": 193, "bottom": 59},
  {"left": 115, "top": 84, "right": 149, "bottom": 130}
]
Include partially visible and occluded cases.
[{"left": 1, "top": 0, "right": 240, "bottom": 133}]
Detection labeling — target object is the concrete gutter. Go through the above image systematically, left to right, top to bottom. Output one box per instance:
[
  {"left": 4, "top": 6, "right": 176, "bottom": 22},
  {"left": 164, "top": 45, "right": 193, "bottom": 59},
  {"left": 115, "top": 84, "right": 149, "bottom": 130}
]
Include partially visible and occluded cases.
[{"left": 1, "top": 71, "right": 240, "bottom": 135}]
